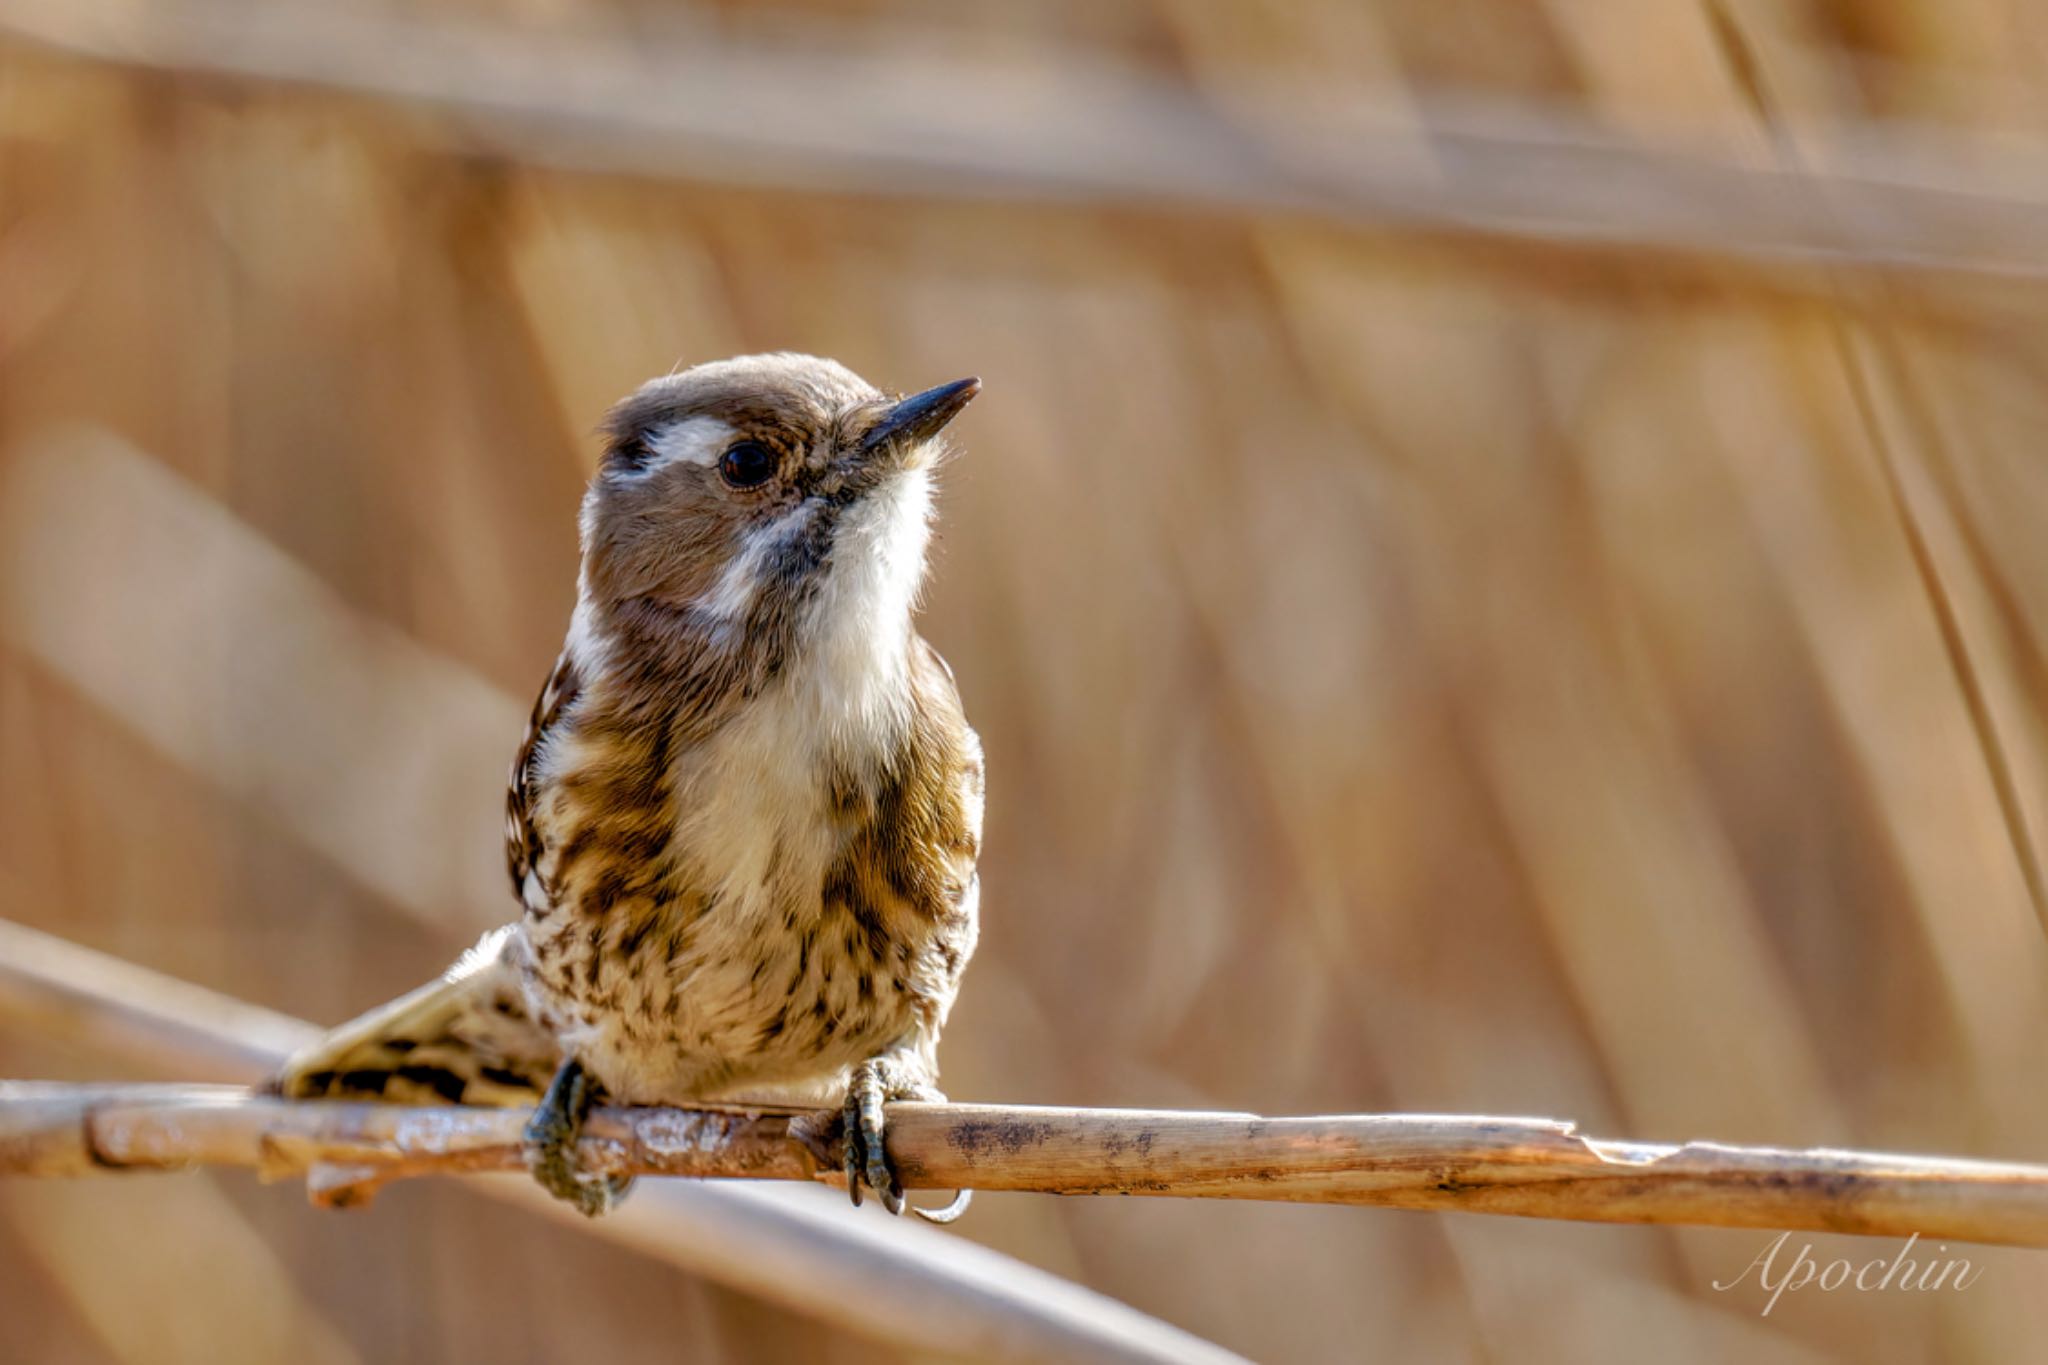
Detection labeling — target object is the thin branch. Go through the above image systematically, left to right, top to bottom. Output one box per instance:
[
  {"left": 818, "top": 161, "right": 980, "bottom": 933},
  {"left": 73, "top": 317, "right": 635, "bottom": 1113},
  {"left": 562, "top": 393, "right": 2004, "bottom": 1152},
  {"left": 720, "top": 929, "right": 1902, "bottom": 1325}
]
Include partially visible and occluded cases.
[
  {"left": 9, "top": 0, "right": 2048, "bottom": 288},
  {"left": 0, "top": 922, "right": 1245, "bottom": 1365},
  {"left": 5, "top": 1082, "right": 2048, "bottom": 1249}
]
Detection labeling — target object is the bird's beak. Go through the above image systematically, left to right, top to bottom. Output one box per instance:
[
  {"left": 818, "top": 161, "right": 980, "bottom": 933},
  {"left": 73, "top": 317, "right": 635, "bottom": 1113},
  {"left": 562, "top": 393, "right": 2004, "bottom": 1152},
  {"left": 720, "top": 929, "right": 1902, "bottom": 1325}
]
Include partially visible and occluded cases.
[{"left": 860, "top": 377, "right": 981, "bottom": 456}]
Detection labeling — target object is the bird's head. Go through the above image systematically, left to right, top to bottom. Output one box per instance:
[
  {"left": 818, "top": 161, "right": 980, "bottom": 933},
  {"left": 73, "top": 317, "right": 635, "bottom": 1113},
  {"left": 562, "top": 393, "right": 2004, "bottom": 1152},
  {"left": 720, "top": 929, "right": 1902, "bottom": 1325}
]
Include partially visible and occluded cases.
[{"left": 576, "top": 353, "right": 977, "bottom": 681}]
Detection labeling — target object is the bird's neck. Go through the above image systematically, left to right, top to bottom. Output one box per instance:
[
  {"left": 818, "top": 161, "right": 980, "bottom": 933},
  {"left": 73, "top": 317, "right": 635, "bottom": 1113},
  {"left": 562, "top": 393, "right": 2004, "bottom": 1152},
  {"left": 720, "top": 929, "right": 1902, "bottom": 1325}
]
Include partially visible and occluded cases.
[
  {"left": 573, "top": 467, "right": 934, "bottom": 765},
  {"left": 566, "top": 592, "right": 920, "bottom": 782}
]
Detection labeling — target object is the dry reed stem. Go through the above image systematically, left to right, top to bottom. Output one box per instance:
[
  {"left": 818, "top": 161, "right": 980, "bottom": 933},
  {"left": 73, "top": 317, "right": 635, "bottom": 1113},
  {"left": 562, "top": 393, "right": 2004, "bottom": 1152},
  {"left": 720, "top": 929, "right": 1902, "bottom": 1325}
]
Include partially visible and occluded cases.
[
  {"left": 9, "top": 0, "right": 2048, "bottom": 287},
  {"left": 0, "top": 923, "right": 1245, "bottom": 1365},
  {"left": 6, "top": 1082, "right": 2048, "bottom": 1249}
]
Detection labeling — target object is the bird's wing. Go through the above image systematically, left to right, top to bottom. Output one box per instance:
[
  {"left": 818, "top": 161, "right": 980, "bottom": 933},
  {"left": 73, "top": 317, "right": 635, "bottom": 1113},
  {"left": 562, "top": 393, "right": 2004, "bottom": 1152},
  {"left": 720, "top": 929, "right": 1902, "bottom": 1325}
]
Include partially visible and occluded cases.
[
  {"left": 918, "top": 636, "right": 985, "bottom": 901},
  {"left": 901, "top": 638, "right": 984, "bottom": 1053},
  {"left": 506, "top": 647, "right": 580, "bottom": 903},
  {"left": 272, "top": 653, "right": 582, "bottom": 1106},
  {"left": 269, "top": 927, "right": 559, "bottom": 1105}
]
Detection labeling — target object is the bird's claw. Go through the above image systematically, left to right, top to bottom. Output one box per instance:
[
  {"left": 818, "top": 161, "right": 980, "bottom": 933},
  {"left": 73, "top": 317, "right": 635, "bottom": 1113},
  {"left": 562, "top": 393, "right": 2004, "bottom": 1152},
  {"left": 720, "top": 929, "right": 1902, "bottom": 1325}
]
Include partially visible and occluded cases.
[
  {"left": 524, "top": 1057, "right": 634, "bottom": 1218},
  {"left": 844, "top": 1058, "right": 906, "bottom": 1215},
  {"left": 843, "top": 1059, "right": 972, "bottom": 1223}
]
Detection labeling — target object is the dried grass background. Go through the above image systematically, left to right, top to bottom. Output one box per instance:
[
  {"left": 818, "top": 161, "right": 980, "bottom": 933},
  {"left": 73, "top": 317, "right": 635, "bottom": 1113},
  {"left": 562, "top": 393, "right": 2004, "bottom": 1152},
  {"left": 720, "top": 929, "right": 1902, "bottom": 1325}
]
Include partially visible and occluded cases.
[{"left": 5, "top": 1, "right": 2048, "bottom": 1361}]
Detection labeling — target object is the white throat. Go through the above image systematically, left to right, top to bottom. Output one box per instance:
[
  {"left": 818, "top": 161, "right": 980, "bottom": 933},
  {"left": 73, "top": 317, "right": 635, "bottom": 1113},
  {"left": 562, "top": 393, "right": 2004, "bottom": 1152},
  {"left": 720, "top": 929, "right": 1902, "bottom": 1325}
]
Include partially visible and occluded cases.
[
  {"left": 794, "top": 464, "right": 932, "bottom": 750},
  {"left": 671, "top": 465, "right": 935, "bottom": 909}
]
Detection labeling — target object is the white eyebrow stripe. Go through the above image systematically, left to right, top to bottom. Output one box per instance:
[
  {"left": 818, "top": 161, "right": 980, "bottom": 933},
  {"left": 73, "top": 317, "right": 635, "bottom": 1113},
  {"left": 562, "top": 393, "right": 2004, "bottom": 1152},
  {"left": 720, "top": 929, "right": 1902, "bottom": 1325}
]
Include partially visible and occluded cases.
[{"left": 640, "top": 415, "right": 735, "bottom": 471}]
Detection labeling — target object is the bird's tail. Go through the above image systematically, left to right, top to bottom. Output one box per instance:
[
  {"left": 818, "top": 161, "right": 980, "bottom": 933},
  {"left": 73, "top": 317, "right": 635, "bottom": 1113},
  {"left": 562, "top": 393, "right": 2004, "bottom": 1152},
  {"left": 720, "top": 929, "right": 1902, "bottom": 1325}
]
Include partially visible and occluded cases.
[{"left": 269, "top": 927, "right": 559, "bottom": 1106}]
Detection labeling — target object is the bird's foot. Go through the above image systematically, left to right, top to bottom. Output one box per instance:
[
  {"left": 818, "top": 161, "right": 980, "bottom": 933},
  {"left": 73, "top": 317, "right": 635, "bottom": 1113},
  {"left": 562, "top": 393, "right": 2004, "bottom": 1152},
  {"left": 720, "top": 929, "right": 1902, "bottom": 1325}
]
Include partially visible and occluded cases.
[
  {"left": 524, "top": 1057, "right": 634, "bottom": 1218},
  {"left": 843, "top": 1057, "right": 905, "bottom": 1215},
  {"left": 843, "top": 1059, "right": 973, "bottom": 1225}
]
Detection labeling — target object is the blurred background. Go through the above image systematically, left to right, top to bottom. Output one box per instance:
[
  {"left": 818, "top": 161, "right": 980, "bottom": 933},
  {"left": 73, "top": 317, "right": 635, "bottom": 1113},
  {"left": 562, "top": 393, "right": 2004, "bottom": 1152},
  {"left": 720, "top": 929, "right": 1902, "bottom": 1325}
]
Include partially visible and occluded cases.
[{"left": 6, "top": 0, "right": 2048, "bottom": 1360}]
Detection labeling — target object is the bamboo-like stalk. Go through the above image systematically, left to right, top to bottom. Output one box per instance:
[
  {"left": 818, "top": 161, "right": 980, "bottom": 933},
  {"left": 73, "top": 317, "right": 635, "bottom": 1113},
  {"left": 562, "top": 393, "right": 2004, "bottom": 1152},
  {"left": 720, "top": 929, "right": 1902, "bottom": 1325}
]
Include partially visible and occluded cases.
[
  {"left": 9, "top": 0, "right": 2048, "bottom": 289},
  {"left": 0, "top": 922, "right": 1246, "bottom": 1365},
  {"left": 7, "top": 1081, "right": 2048, "bottom": 1248}
]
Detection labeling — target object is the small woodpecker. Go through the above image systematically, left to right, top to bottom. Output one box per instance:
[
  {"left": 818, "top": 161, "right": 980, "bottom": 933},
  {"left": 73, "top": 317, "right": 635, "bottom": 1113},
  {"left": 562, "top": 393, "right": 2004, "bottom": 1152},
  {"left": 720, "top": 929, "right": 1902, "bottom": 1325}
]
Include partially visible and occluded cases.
[{"left": 275, "top": 354, "right": 985, "bottom": 1220}]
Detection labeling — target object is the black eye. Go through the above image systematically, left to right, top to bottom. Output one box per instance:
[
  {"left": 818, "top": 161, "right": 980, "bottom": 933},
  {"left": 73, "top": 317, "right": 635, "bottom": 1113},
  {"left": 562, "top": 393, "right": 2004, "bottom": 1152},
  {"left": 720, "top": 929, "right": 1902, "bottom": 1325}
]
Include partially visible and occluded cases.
[{"left": 719, "top": 441, "right": 777, "bottom": 488}]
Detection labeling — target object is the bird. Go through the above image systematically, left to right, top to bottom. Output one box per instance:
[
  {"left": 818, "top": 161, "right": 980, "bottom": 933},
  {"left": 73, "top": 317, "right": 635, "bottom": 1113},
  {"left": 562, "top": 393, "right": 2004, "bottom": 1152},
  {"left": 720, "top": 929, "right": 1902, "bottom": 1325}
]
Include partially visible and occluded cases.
[{"left": 272, "top": 353, "right": 985, "bottom": 1220}]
